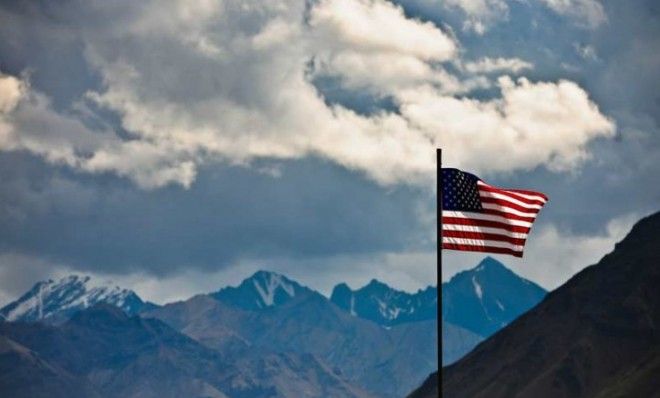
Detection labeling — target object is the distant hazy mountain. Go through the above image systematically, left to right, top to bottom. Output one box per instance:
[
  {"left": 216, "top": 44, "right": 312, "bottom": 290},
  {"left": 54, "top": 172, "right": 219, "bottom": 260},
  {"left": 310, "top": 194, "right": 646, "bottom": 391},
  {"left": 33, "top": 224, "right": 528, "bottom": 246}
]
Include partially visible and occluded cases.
[
  {"left": 411, "top": 211, "right": 660, "bottom": 398},
  {"left": 443, "top": 256, "right": 547, "bottom": 337},
  {"left": 329, "top": 257, "right": 546, "bottom": 366},
  {"left": 330, "top": 257, "right": 545, "bottom": 336},
  {"left": 211, "top": 270, "right": 314, "bottom": 310},
  {"left": 0, "top": 275, "right": 157, "bottom": 324},
  {"left": 330, "top": 280, "right": 436, "bottom": 326},
  {"left": 147, "top": 285, "right": 435, "bottom": 398},
  {"left": 0, "top": 304, "right": 370, "bottom": 398}
]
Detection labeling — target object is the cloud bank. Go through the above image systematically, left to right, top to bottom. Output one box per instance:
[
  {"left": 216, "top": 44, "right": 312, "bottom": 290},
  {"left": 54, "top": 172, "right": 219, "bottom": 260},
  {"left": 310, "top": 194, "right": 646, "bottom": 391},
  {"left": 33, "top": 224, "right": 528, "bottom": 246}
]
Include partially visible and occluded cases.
[{"left": 0, "top": 0, "right": 614, "bottom": 189}]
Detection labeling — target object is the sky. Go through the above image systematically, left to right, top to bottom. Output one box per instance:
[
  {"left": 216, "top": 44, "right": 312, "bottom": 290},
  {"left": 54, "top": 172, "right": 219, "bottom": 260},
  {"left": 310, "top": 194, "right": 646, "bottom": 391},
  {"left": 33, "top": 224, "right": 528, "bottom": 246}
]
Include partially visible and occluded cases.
[{"left": 0, "top": 0, "right": 658, "bottom": 305}]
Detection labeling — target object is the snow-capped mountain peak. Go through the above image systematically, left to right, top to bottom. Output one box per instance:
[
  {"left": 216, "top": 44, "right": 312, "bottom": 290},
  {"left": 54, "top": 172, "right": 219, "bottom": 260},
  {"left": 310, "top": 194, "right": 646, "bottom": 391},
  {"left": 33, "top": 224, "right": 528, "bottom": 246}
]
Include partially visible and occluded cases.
[
  {"left": 211, "top": 270, "right": 312, "bottom": 310},
  {"left": 252, "top": 271, "right": 296, "bottom": 306},
  {"left": 0, "top": 275, "right": 153, "bottom": 323}
]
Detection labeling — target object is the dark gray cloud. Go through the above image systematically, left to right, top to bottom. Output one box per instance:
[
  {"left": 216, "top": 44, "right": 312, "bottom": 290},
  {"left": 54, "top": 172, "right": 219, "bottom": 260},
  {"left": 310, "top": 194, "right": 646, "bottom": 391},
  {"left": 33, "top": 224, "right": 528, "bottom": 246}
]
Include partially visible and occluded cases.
[{"left": 0, "top": 152, "right": 425, "bottom": 276}]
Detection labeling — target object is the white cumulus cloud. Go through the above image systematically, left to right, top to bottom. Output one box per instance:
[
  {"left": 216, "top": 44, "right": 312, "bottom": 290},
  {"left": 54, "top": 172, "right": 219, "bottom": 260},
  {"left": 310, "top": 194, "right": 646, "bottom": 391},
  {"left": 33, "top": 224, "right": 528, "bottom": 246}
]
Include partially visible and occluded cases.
[
  {"left": 0, "top": 0, "right": 614, "bottom": 189},
  {"left": 442, "top": 0, "right": 509, "bottom": 34}
]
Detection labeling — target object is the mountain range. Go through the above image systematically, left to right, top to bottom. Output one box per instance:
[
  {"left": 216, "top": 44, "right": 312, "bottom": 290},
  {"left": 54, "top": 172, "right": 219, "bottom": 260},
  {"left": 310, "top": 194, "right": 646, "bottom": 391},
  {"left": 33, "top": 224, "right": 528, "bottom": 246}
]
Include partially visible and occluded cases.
[
  {"left": 410, "top": 211, "right": 660, "bottom": 398},
  {"left": 0, "top": 257, "right": 547, "bottom": 397}
]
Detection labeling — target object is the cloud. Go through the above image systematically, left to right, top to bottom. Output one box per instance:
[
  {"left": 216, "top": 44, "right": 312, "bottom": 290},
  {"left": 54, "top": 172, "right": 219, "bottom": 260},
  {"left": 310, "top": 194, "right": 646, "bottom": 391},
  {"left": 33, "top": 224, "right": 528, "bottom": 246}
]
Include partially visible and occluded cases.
[
  {"left": 0, "top": 0, "right": 613, "bottom": 190},
  {"left": 308, "top": 0, "right": 461, "bottom": 93},
  {"left": 310, "top": 0, "right": 457, "bottom": 61},
  {"left": 441, "top": 0, "right": 508, "bottom": 34},
  {"left": 539, "top": 0, "right": 607, "bottom": 28},
  {"left": 573, "top": 42, "right": 598, "bottom": 60},
  {"left": 463, "top": 57, "right": 533, "bottom": 74},
  {"left": 0, "top": 73, "right": 199, "bottom": 189},
  {"left": 0, "top": 73, "right": 23, "bottom": 112},
  {"left": 395, "top": 76, "right": 614, "bottom": 173},
  {"left": 0, "top": 151, "right": 427, "bottom": 276},
  {"left": 0, "top": 253, "right": 66, "bottom": 307}
]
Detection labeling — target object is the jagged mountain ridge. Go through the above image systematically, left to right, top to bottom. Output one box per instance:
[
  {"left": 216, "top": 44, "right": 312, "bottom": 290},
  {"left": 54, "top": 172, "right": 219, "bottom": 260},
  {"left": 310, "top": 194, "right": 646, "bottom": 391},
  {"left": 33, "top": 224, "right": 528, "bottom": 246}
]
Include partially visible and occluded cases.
[
  {"left": 330, "top": 257, "right": 546, "bottom": 337},
  {"left": 0, "top": 275, "right": 157, "bottom": 324},
  {"left": 330, "top": 280, "right": 436, "bottom": 326}
]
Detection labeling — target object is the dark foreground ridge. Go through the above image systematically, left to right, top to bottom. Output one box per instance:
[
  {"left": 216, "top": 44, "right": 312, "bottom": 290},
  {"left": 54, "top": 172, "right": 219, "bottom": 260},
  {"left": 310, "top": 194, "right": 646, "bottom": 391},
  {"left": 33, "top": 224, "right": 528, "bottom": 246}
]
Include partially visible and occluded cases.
[{"left": 409, "top": 211, "right": 660, "bottom": 398}]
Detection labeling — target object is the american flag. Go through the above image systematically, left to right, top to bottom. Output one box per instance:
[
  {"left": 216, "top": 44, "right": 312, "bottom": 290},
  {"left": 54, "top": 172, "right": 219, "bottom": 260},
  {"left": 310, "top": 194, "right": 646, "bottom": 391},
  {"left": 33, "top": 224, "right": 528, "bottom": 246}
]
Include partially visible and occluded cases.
[{"left": 441, "top": 168, "right": 548, "bottom": 257}]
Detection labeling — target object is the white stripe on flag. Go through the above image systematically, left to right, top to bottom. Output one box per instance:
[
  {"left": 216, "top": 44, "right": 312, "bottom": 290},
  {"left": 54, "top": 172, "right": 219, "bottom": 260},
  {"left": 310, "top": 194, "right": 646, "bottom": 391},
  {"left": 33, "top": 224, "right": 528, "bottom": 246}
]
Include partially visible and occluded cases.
[
  {"left": 478, "top": 191, "right": 544, "bottom": 209},
  {"left": 481, "top": 202, "right": 539, "bottom": 217},
  {"left": 442, "top": 211, "right": 534, "bottom": 227},
  {"left": 442, "top": 224, "right": 529, "bottom": 239},
  {"left": 442, "top": 236, "right": 524, "bottom": 252}
]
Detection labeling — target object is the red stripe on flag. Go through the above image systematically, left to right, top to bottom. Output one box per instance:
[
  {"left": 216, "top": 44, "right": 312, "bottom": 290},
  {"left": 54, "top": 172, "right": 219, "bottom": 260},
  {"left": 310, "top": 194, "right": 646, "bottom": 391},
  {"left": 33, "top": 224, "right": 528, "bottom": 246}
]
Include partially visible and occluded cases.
[
  {"left": 480, "top": 197, "right": 541, "bottom": 214},
  {"left": 441, "top": 216, "right": 531, "bottom": 234},
  {"left": 442, "top": 230, "right": 527, "bottom": 246},
  {"left": 441, "top": 243, "right": 524, "bottom": 257}
]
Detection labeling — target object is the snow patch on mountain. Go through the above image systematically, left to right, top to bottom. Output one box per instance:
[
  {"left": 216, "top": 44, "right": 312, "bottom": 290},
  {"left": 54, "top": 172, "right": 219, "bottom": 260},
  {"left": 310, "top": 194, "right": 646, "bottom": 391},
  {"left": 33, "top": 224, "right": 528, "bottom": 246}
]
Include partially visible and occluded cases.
[
  {"left": 443, "top": 256, "right": 547, "bottom": 337},
  {"left": 211, "top": 270, "right": 312, "bottom": 311},
  {"left": 253, "top": 272, "right": 296, "bottom": 307},
  {"left": 0, "top": 275, "right": 152, "bottom": 323},
  {"left": 471, "top": 276, "right": 483, "bottom": 300},
  {"left": 330, "top": 280, "right": 437, "bottom": 327},
  {"left": 349, "top": 295, "right": 356, "bottom": 316}
]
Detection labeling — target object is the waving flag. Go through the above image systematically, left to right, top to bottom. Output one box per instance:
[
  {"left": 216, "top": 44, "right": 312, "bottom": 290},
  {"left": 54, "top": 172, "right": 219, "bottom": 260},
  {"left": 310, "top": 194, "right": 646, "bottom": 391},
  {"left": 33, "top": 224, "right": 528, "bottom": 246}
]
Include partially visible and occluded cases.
[{"left": 441, "top": 168, "right": 548, "bottom": 257}]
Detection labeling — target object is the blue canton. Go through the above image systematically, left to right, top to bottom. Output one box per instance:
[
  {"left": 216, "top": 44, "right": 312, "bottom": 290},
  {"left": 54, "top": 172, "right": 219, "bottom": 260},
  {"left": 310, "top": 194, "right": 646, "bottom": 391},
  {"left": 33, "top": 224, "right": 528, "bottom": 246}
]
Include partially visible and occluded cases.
[{"left": 441, "top": 168, "right": 483, "bottom": 212}]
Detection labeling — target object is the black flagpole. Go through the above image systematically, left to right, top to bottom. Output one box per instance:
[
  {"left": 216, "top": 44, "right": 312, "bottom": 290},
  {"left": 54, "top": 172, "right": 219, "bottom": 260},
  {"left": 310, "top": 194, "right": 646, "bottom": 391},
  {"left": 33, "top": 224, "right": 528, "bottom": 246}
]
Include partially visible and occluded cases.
[{"left": 436, "top": 148, "right": 443, "bottom": 398}]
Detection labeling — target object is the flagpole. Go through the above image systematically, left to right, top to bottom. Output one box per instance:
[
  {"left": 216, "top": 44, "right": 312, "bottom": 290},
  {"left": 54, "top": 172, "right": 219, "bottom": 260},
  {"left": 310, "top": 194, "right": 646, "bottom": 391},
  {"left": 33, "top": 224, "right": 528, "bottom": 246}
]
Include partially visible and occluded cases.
[{"left": 436, "top": 148, "right": 443, "bottom": 398}]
